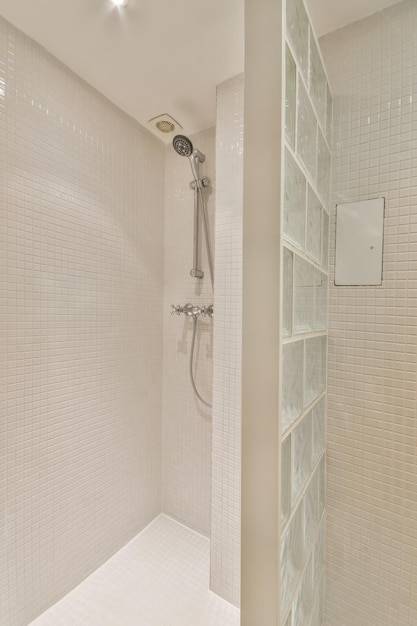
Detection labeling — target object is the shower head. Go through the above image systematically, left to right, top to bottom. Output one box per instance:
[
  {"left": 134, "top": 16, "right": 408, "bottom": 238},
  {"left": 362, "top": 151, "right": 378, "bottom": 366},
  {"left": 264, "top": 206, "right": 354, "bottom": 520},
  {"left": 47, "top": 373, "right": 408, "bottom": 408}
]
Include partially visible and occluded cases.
[
  {"left": 173, "top": 134, "right": 206, "bottom": 168},
  {"left": 173, "top": 134, "right": 206, "bottom": 184},
  {"left": 173, "top": 135, "right": 193, "bottom": 158}
]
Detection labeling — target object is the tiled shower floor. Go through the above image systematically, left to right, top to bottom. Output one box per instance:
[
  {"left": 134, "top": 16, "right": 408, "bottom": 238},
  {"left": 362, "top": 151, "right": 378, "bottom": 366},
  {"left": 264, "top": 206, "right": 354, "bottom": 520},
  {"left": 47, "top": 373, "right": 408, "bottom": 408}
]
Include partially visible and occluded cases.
[{"left": 30, "top": 515, "right": 240, "bottom": 626}]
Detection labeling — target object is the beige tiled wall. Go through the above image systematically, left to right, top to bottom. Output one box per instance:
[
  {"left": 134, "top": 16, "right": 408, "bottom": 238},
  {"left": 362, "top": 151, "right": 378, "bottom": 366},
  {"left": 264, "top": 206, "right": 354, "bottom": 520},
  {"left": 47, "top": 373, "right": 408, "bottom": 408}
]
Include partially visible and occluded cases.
[
  {"left": 321, "top": 1, "right": 417, "bottom": 623},
  {"left": 0, "top": 17, "right": 165, "bottom": 626},
  {"left": 210, "top": 74, "right": 244, "bottom": 606},
  {"left": 162, "top": 128, "right": 215, "bottom": 536}
]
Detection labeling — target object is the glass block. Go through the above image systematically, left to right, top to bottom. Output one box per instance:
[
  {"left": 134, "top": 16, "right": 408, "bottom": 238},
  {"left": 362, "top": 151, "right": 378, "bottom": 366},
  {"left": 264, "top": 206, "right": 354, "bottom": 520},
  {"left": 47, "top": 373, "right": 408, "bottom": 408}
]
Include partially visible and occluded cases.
[
  {"left": 286, "top": 0, "right": 309, "bottom": 84},
  {"left": 309, "top": 35, "right": 327, "bottom": 131},
  {"left": 285, "top": 45, "right": 297, "bottom": 149},
  {"left": 297, "top": 81, "right": 318, "bottom": 181},
  {"left": 326, "top": 84, "right": 333, "bottom": 145},
  {"left": 317, "top": 128, "right": 331, "bottom": 207},
  {"left": 284, "top": 148, "right": 306, "bottom": 249},
  {"left": 306, "top": 185, "right": 322, "bottom": 263},
  {"left": 322, "top": 209, "right": 329, "bottom": 270},
  {"left": 283, "top": 247, "right": 293, "bottom": 337},
  {"left": 294, "top": 256, "right": 314, "bottom": 335},
  {"left": 314, "top": 269, "right": 328, "bottom": 331},
  {"left": 304, "top": 336, "right": 327, "bottom": 407},
  {"left": 282, "top": 340, "right": 304, "bottom": 433},
  {"left": 312, "top": 395, "right": 325, "bottom": 463},
  {"left": 292, "top": 409, "right": 313, "bottom": 503},
  {"left": 281, "top": 434, "right": 292, "bottom": 526},
  {"left": 318, "top": 455, "right": 325, "bottom": 519},
  {"left": 305, "top": 458, "right": 325, "bottom": 551},
  {"left": 303, "top": 469, "right": 318, "bottom": 551},
  {"left": 280, "top": 502, "right": 304, "bottom": 618},
  {"left": 291, "top": 502, "right": 305, "bottom": 568},
  {"left": 313, "top": 518, "right": 325, "bottom": 578},
  {"left": 311, "top": 520, "right": 325, "bottom": 626},
  {"left": 280, "top": 531, "right": 293, "bottom": 620},
  {"left": 293, "top": 554, "right": 314, "bottom": 626},
  {"left": 310, "top": 568, "right": 325, "bottom": 626}
]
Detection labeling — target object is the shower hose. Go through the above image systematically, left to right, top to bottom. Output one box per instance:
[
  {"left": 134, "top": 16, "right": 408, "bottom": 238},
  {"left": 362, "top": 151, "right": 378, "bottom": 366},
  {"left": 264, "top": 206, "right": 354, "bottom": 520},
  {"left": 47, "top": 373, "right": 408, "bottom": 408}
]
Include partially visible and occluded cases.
[{"left": 190, "top": 315, "right": 211, "bottom": 408}]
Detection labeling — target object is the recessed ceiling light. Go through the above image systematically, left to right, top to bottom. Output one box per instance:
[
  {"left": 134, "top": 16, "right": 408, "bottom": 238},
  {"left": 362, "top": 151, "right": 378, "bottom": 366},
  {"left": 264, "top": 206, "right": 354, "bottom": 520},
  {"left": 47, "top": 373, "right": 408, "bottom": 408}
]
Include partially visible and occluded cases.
[{"left": 112, "top": 0, "right": 129, "bottom": 7}]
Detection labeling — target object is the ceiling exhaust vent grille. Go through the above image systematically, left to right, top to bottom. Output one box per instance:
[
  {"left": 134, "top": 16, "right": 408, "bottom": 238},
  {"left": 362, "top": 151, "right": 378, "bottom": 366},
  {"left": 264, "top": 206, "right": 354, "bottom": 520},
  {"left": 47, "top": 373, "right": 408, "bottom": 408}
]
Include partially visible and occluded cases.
[{"left": 148, "top": 113, "right": 183, "bottom": 135}]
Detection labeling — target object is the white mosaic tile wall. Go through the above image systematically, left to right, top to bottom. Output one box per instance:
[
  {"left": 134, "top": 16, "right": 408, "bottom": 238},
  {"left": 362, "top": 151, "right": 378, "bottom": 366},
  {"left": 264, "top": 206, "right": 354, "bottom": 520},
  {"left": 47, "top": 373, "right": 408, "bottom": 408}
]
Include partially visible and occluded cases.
[
  {"left": 280, "top": 0, "right": 331, "bottom": 622},
  {"left": 321, "top": 1, "right": 417, "bottom": 623},
  {"left": 0, "top": 17, "right": 164, "bottom": 626},
  {"left": 210, "top": 74, "right": 244, "bottom": 607},
  {"left": 162, "top": 128, "right": 215, "bottom": 536}
]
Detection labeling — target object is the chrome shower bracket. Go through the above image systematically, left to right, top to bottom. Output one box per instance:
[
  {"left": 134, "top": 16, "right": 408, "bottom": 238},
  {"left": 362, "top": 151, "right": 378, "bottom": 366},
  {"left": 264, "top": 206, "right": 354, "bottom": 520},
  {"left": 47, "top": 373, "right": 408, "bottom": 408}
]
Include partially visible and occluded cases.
[
  {"left": 193, "top": 148, "right": 206, "bottom": 163},
  {"left": 190, "top": 177, "right": 211, "bottom": 190}
]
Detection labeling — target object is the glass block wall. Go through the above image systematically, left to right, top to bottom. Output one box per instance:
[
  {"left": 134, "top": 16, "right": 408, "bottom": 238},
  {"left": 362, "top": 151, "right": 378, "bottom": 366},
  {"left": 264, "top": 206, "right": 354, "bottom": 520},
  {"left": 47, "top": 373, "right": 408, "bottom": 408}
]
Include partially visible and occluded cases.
[{"left": 280, "top": 0, "right": 331, "bottom": 623}]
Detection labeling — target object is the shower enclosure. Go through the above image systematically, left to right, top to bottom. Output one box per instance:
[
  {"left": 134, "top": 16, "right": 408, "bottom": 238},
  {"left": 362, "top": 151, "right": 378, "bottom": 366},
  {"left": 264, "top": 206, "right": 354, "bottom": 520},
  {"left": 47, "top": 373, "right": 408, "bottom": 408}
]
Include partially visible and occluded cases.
[{"left": 0, "top": 11, "right": 243, "bottom": 620}]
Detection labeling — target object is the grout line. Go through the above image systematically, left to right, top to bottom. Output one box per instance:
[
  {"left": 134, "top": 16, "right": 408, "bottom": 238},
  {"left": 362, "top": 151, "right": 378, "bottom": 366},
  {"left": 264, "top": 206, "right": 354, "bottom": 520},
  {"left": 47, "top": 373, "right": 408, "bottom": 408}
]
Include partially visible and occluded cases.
[
  {"left": 285, "top": 36, "right": 332, "bottom": 155},
  {"left": 285, "top": 139, "right": 331, "bottom": 213},
  {"left": 283, "top": 237, "right": 329, "bottom": 274},
  {"left": 282, "top": 330, "right": 327, "bottom": 344},
  {"left": 281, "top": 390, "right": 326, "bottom": 441},
  {"left": 281, "top": 450, "right": 326, "bottom": 540},
  {"left": 281, "top": 509, "right": 325, "bottom": 625}
]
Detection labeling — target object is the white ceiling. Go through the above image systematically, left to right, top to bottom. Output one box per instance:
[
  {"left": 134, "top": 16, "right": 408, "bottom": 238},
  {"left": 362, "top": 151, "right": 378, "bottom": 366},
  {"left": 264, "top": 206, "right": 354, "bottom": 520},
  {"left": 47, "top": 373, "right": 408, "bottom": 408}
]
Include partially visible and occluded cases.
[
  {"left": 0, "top": 0, "right": 401, "bottom": 140},
  {"left": 308, "top": 0, "right": 402, "bottom": 37}
]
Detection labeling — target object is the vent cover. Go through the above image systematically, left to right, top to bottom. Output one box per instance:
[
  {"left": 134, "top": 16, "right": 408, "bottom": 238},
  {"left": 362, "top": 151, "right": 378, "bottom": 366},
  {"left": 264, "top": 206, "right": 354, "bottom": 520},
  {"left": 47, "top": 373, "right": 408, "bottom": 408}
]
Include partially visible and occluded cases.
[
  {"left": 148, "top": 113, "right": 183, "bottom": 135},
  {"left": 156, "top": 120, "right": 175, "bottom": 133}
]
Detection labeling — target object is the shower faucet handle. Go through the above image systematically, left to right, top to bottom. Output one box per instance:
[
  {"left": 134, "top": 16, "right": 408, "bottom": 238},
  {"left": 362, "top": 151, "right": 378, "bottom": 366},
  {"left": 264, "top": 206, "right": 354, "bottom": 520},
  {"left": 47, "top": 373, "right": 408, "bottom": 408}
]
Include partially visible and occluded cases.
[
  {"left": 171, "top": 303, "right": 196, "bottom": 317},
  {"left": 183, "top": 303, "right": 196, "bottom": 317},
  {"left": 199, "top": 304, "right": 214, "bottom": 318}
]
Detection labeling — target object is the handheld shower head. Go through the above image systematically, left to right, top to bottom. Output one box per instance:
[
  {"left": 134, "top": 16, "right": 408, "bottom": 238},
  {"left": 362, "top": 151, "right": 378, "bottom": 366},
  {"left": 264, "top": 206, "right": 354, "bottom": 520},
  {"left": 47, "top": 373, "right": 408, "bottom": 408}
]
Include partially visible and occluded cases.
[
  {"left": 173, "top": 134, "right": 206, "bottom": 185},
  {"left": 173, "top": 135, "right": 193, "bottom": 157},
  {"left": 173, "top": 135, "right": 206, "bottom": 165}
]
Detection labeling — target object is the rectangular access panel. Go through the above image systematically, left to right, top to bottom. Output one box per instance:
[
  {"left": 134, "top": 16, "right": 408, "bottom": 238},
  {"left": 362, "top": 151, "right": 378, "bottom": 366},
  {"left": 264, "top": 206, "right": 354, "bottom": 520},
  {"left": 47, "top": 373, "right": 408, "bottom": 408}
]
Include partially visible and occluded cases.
[{"left": 335, "top": 198, "right": 385, "bottom": 286}]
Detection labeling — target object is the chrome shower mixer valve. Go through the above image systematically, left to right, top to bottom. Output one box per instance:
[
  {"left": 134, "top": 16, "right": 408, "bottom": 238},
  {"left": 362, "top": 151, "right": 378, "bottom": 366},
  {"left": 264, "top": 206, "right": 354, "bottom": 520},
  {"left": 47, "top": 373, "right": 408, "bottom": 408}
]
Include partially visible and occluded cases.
[{"left": 171, "top": 303, "right": 214, "bottom": 318}]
